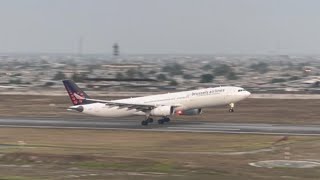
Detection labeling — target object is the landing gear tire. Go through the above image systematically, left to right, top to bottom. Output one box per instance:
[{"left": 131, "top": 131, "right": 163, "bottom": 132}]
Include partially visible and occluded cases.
[
  {"left": 229, "top": 103, "right": 235, "bottom": 113},
  {"left": 164, "top": 117, "right": 170, "bottom": 122},
  {"left": 147, "top": 118, "right": 154, "bottom": 123},
  {"left": 158, "top": 119, "right": 165, "bottom": 124},
  {"left": 141, "top": 120, "right": 148, "bottom": 126}
]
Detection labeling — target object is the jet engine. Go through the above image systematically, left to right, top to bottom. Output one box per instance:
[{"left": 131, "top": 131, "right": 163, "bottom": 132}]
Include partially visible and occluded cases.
[
  {"left": 150, "top": 106, "right": 174, "bottom": 116},
  {"left": 175, "top": 108, "right": 202, "bottom": 116}
]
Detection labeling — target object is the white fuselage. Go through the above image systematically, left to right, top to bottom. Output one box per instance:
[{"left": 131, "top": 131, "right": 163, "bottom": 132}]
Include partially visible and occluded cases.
[{"left": 72, "top": 86, "right": 250, "bottom": 117}]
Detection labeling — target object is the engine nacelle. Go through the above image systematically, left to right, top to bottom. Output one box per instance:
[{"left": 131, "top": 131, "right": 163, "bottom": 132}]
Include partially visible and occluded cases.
[
  {"left": 150, "top": 106, "right": 174, "bottom": 116},
  {"left": 175, "top": 108, "right": 202, "bottom": 116}
]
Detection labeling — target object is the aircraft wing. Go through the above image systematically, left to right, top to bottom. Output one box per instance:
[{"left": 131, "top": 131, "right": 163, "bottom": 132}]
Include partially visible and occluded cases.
[
  {"left": 73, "top": 93, "right": 180, "bottom": 112},
  {"left": 85, "top": 98, "right": 156, "bottom": 111}
]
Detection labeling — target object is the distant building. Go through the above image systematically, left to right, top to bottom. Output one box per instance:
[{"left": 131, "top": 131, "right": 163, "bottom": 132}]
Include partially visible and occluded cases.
[{"left": 303, "top": 67, "right": 312, "bottom": 73}]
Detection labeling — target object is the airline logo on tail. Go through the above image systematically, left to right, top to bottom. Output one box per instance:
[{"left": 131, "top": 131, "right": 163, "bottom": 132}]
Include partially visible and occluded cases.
[
  {"left": 63, "top": 79, "right": 91, "bottom": 105},
  {"left": 65, "top": 85, "right": 85, "bottom": 105},
  {"left": 68, "top": 92, "right": 85, "bottom": 105},
  {"left": 73, "top": 93, "right": 85, "bottom": 100}
]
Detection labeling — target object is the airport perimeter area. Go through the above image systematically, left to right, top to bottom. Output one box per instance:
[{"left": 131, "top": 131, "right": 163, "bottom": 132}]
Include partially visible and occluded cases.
[{"left": 0, "top": 94, "right": 320, "bottom": 179}]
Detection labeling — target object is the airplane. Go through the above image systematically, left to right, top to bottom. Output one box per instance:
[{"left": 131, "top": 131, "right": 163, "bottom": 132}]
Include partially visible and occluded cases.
[{"left": 63, "top": 79, "right": 251, "bottom": 126}]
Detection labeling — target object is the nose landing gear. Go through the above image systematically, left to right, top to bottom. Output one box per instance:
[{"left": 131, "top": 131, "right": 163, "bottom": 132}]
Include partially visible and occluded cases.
[
  {"left": 229, "top": 103, "right": 235, "bottom": 112},
  {"left": 158, "top": 117, "right": 170, "bottom": 124}
]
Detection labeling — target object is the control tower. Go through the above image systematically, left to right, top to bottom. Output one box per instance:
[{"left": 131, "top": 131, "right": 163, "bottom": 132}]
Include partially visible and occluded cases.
[{"left": 113, "top": 43, "right": 119, "bottom": 57}]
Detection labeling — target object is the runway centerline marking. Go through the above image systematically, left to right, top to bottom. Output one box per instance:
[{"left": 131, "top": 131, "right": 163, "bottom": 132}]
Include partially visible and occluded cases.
[{"left": 167, "top": 127, "right": 241, "bottom": 131}]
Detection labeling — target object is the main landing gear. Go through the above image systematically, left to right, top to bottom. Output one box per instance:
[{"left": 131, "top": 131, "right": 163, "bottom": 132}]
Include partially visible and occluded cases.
[
  {"left": 229, "top": 103, "right": 235, "bottom": 112},
  {"left": 141, "top": 116, "right": 170, "bottom": 126},
  {"left": 141, "top": 117, "right": 153, "bottom": 126},
  {"left": 157, "top": 117, "right": 170, "bottom": 124}
]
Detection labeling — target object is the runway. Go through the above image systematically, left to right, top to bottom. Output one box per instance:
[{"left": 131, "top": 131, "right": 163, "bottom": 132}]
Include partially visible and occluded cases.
[{"left": 0, "top": 118, "right": 320, "bottom": 136}]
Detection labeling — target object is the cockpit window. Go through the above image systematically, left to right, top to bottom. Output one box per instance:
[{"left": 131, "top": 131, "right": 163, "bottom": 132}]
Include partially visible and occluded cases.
[{"left": 238, "top": 89, "right": 245, "bottom": 92}]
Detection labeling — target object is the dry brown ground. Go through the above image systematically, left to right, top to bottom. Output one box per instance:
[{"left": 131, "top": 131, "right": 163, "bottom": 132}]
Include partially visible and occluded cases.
[
  {"left": 0, "top": 95, "right": 319, "bottom": 124},
  {"left": 0, "top": 95, "right": 320, "bottom": 179},
  {"left": 191, "top": 98, "right": 320, "bottom": 124},
  {"left": 0, "top": 128, "right": 319, "bottom": 179}
]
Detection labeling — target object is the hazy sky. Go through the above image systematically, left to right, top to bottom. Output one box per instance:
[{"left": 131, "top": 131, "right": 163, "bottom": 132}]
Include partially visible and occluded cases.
[{"left": 1, "top": 0, "right": 320, "bottom": 54}]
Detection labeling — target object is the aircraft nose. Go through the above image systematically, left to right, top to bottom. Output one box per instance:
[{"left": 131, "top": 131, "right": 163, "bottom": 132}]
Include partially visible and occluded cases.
[{"left": 246, "top": 91, "right": 251, "bottom": 97}]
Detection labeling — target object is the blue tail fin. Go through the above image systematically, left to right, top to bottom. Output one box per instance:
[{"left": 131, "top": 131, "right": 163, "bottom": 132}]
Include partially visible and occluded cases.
[{"left": 62, "top": 80, "right": 91, "bottom": 105}]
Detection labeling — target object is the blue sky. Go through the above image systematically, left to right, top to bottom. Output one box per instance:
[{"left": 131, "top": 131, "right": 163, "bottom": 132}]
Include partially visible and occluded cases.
[{"left": 0, "top": 0, "right": 320, "bottom": 54}]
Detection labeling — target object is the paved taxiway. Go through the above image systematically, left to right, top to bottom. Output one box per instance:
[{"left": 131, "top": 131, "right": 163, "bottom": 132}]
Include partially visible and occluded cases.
[{"left": 0, "top": 118, "right": 320, "bottom": 136}]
